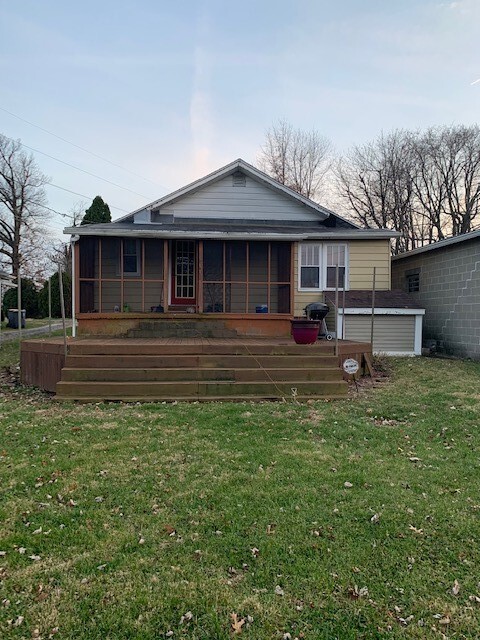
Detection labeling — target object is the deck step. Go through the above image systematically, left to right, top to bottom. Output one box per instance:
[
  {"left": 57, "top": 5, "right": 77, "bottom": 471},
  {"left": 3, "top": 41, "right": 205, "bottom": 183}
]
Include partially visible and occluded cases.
[
  {"left": 68, "top": 342, "right": 336, "bottom": 356},
  {"left": 65, "top": 354, "right": 339, "bottom": 369},
  {"left": 61, "top": 367, "right": 344, "bottom": 382},
  {"left": 55, "top": 379, "right": 347, "bottom": 400}
]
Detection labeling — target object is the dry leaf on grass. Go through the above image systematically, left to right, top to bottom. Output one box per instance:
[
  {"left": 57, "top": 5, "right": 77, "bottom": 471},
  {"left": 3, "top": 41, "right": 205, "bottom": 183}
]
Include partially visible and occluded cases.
[
  {"left": 452, "top": 579, "right": 460, "bottom": 596},
  {"left": 230, "top": 612, "right": 245, "bottom": 634}
]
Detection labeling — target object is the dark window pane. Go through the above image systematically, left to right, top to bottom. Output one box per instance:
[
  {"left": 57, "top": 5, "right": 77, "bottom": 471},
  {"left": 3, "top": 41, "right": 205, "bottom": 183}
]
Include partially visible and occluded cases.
[
  {"left": 124, "top": 239, "right": 137, "bottom": 255},
  {"left": 124, "top": 255, "right": 138, "bottom": 273},
  {"left": 301, "top": 266, "right": 320, "bottom": 289},
  {"left": 326, "top": 266, "right": 345, "bottom": 288}
]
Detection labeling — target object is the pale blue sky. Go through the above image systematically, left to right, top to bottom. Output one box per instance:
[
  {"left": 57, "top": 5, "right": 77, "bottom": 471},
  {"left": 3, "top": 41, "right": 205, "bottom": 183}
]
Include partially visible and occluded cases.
[{"left": 1, "top": 0, "right": 479, "bottom": 235}]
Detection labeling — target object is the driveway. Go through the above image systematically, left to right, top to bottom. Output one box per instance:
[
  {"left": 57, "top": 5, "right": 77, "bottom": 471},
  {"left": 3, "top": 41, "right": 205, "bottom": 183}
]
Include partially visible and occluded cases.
[{"left": 0, "top": 320, "right": 72, "bottom": 344}]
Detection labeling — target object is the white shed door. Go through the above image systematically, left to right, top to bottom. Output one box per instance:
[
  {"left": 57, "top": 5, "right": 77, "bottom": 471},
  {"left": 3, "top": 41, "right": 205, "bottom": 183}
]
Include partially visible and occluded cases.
[{"left": 344, "top": 314, "right": 415, "bottom": 353}]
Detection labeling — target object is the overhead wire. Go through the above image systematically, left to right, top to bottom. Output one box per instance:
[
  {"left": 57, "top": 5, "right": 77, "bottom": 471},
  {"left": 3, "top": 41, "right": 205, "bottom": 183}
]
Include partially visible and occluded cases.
[{"left": 0, "top": 105, "right": 168, "bottom": 190}]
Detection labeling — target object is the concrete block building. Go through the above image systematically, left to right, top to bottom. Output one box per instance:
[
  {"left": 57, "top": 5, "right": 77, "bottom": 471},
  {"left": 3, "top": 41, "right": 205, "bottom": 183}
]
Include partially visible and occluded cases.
[{"left": 391, "top": 231, "right": 480, "bottom": 360}]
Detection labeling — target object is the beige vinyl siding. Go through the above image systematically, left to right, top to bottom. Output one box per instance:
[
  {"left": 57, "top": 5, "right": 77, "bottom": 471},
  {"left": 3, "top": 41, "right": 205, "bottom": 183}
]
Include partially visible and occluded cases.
[
  {"left": 293, "top": 239, "right": 391, "bottom": 316},
  {"left": 348, "top": 240, "right": 391, "bottom": 290},
  {"left": 292, "top": 244, "right": 324, "bottom": 316},
  {"left": 344, "top": 315, "right": 415, "bottom": 352}
]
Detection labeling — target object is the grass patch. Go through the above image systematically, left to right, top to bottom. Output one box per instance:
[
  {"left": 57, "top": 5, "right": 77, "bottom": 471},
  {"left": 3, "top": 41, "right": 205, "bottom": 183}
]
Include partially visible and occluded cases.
[{"left": 0, "top": 357, "right": 479, "bottom": 638}]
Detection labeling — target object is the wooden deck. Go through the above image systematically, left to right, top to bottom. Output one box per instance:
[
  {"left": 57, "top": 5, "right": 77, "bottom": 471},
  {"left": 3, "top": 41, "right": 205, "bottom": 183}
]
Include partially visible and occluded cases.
[{"left": 20, "top": 337, "right": 372, "bottom": 401}]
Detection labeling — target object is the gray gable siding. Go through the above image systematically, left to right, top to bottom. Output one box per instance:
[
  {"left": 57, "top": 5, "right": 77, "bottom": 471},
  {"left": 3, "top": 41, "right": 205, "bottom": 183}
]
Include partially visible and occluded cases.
[{"left": 153, "top": 175, "right": 321, "bottom": 222}]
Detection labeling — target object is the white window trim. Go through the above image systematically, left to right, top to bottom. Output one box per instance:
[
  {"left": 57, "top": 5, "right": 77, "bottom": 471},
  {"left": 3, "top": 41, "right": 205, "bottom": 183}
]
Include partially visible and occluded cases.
[
  {"left": 119, "top": 239, "right": 141, "bottom": 277},
  {"left": 298, "top": 242, "right": 349, "bottom": 292},
  {"left": 298, "top": 243, "right": 322, "bottom": 292}
]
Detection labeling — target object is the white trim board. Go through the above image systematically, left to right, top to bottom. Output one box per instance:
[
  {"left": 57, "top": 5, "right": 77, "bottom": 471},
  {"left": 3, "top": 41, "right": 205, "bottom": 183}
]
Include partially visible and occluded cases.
[{"left": 338, "top": 308, "right": 425, "bottom": 315}]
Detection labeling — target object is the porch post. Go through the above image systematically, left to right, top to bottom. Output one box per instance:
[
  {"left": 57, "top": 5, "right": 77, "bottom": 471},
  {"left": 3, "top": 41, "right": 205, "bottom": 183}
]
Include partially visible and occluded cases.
[
  {"left": 73, "top": 237, "right": 80, "bottom": 336},
  {"left": 162, "top": 239, "right": 169, "bottom": 311},
  {"left": 198, "top": 240, "right": 204, "bottom": 313},
  {"left": 289, "top": 242, "right": 295, "bottom": 316}
]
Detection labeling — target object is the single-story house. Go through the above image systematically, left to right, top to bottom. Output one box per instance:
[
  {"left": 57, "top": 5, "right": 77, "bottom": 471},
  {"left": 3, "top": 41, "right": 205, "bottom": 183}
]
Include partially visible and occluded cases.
[
  {"left": 64, "top": 159, "right": 422, "bottom": 354},
  {"left": 392, "top": 230, "right": 480, "bottom": 360}
]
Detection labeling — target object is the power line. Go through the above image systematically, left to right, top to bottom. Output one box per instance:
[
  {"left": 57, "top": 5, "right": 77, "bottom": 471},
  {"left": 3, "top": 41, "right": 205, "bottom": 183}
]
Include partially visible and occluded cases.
[
  {"left": 0, "top": 105, "right": 168, "bottom": 190},
  {"left": 2, "top": 133, "right": 153, "bottom": 200},
  {"left": 20, "top": 141, "right": 153, "bottom": 200},
  {"left": 46, "top": 183, "right": 130, "bottom": 213}
]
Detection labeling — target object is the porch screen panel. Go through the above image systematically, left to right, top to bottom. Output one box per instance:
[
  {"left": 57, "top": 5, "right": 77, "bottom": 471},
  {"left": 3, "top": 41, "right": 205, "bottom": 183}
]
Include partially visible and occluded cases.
[
  {"left": 79, "top": 237, "right": 98, "bottom": 279},
  {"left": 79, "top": 238, "right": 98, "bottom": 313},
  {"left": 100, "top": 238, "right": 120, "bottom": 278},
  {"left": 144, "top": 240, "right": 164, "bottom": 279},
  {"left": 202, "top": 240, "right": 291, "bottom": 314},
  {"left": 203, "top": 241, "right": 224, "bottom": 281},
  {"left": 225, "top": 242, "right": 247, "bottom": 281},
  {"left": 248, "top": 242, "right": 268, "bottom": 282},
  {"left": 79, "top": 281, "right": 98, "bottom": 313},
  {"left": 101, "top": 281, "right": 121, "bottom": 313},
  {"left": 123, "top": 281, "right": 143, "bottom": 312},
  {"left": 144, "top": 281, "right": 164, "bottom": 311},
  {"left": 203, "top": 283, "right": 223, "bottom": 313},
  {"left": 226, "top": 283, "right": 247, "bottom": 313},
  {"left": 248, "top": 284, "right": 269, "bottom": 313}
]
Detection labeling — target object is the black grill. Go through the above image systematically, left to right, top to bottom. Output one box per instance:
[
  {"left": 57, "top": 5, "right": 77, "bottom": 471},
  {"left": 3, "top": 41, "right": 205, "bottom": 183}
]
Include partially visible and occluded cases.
[{"left": 304, "top": 302, "right": 329, "bottom": 321}]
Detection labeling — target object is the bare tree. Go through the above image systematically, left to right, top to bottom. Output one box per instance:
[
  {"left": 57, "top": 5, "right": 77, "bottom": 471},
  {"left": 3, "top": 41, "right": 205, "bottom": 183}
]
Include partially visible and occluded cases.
[
  {"left": 258, "top": 120, "right": 332, "bottom": 200},
  {"left": 335, "top": 125, "right": 480, "bottom": 254},
  {"left": 411, "top": 125, "right": 480, "bottom": 239},
  {"left": 335, "top": 131, "right": 418, "bottom": 254},
  {"left": 0, "top": 134, "right": 49, "bottom": 277}
]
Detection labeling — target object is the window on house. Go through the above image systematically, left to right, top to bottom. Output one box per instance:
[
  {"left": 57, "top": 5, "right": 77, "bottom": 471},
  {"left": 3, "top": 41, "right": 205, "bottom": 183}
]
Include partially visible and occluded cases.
[
  {"left": 123, "top": 239, "right": 141, "bottom": 276},
  {"left": 299, "top": 243, "right": 348, "bottom": 290},
  {"left": 300, "top": 243, "right": 321, "bottom": 289},
  {"left": 325, "top": 244, "right": 346, "bottom": 289},
  {"left": 406, "top": 272, "right": 420, "bottom": 293}
]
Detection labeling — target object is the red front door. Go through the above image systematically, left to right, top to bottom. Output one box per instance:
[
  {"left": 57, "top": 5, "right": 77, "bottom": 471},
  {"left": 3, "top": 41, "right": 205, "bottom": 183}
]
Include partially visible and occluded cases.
[{"left": 170, "top": 240, "right": 196, "bottom": 306}]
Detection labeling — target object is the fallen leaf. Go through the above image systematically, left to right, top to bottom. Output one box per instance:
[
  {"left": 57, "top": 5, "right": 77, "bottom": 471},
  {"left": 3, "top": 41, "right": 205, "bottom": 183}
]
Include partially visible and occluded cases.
[
  {"left": 344, "top": 482, "right": 353, "bottom": 488},
  {"left": 408, "top": 525, "right": 424, "bottom": 535},
  {"left": 251, "top": 547, "right": 259, "bottom": 558},
  {"left": 452, "top": 579, "right": 460, "bottom": 596},
  {"left": 275, "top": 585, "right": 285, "bottom": 596},
  {"left": 180, "top": 611, "right": 193, "bottom": 624},
  {"left": 230, "top": 612, "right": 245, "bottom": 634},
  {"left": 439, "top": 616, "right": 451, "bottom": 625}
]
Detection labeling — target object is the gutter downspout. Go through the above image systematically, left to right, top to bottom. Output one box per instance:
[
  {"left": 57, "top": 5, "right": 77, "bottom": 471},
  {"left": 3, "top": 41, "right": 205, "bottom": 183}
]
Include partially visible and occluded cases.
[{"left": 71, "top": 235, "right": 80, "bottom": 338}]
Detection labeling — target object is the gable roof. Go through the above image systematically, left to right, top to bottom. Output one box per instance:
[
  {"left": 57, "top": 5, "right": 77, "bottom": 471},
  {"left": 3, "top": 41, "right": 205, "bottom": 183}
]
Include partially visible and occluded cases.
[
  {"left": 116, "top": 158, "right": 352, "bottom": 225},
  {"left": 392, "top": 230, "right": 480, "bottom": 261}
]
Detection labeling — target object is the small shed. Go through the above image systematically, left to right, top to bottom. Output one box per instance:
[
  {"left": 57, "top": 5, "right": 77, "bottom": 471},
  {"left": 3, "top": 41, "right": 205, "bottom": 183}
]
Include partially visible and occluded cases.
[{"left": 326, "top": 290, "right": 425, "bottom": 356}]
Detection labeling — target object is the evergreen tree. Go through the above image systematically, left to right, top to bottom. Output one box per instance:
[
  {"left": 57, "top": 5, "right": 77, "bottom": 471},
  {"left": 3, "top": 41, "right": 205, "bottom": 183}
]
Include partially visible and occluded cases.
[
  {"left": 81, "top": 196, "right": 111, "bottom": 225},
  {"left": 38, "top": 272, "right": 72, "bottom": 318},
  {"left": 2, "top": 278, "right": 40, "bottom": 318}
]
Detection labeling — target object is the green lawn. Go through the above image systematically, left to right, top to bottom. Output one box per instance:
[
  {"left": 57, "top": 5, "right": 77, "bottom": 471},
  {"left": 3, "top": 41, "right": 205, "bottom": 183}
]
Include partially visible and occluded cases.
[{"left": 0, "top": 356, "right": 479, "bottom": 638}]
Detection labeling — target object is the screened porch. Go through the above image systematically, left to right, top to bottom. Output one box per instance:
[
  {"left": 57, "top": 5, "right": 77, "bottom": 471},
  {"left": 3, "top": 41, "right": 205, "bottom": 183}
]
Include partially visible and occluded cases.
[{"left": 76, "top": 237, "right": 293, "bottom": 315}]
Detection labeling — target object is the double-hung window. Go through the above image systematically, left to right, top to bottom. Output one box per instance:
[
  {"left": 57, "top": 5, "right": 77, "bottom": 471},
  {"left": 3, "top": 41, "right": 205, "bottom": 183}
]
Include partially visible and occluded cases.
[
  {"left": 122, "top": 239, "right": 141, "bottom": 276},
  {"left": 299, "top": 243, "right": 348, "bottom": 290},
  {"left": 300, "top": 243, "right": 322, "bottom": 289},
  {"left": 325, "top": 244, "right": 346, "bottom": 289}
]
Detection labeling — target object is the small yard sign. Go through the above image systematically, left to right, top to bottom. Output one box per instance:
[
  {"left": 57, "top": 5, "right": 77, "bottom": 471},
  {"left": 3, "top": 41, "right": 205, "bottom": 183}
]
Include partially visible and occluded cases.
[{"left": 343, "top": 358, "right": 359, "bottom": 375}]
